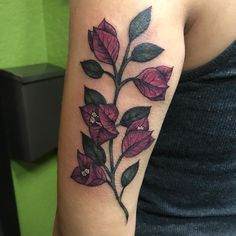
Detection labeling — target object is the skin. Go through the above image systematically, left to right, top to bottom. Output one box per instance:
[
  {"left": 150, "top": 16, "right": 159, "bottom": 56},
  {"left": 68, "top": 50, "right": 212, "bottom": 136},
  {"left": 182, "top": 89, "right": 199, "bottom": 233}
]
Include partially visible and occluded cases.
[
  {"left": 54, "top": 0, "right": 236, "bottom": 235},
  {"left": 183, "top": 0, "right": 236, "bottom": 70}
]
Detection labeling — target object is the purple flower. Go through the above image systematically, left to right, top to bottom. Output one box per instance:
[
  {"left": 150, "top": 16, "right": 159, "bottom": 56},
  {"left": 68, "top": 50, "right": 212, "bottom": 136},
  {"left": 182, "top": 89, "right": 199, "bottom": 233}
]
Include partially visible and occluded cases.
[
  {"left": 88, "top": 19, "right": 120, "bottom": 65},
  {"left": 134, "top": 66, "right": 173, "bottom": 101},
  {"left": 80, "top": 104, "right": 119, "bottom": 144},
  {"left": 126, "top": 117, "right": 149, "bottom": 134},
  {"left": 122, "top": 130, "right": 154, "bottom": 157},
  {"left": 71, "top": 150, "right": 107, "bottom": 186}
]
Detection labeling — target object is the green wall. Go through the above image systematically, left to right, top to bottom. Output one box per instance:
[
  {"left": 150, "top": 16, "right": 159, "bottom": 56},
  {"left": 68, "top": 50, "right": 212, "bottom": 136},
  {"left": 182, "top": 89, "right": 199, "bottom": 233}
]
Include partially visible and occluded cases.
[
  {"left": 0, "top": 0, "right": 69, "bottom": 235},
  {"left": 0, "top": 0, "right": 47, "bottom": 68},
  {"left": 43, "top": 0, "right": 69, "bottom": 67},
  {"left": 11, "top": 155, "right": 57, "bottom": 236}
]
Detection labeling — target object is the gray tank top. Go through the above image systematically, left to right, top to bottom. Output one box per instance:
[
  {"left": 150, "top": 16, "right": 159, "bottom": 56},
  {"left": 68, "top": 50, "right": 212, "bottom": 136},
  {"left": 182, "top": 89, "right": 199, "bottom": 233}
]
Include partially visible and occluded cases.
[{"left": 136, "top": 41, "right": 236, "bottom": 236}]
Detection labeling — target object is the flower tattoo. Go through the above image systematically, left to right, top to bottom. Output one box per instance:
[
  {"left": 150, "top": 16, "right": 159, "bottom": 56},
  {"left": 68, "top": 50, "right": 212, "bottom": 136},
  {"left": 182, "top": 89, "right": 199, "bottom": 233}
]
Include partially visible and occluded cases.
[
  {"left": 71, "top": 6, "right": 173, "bottom": 222},
  {"left": 80, "top": 104, "right": 119, "bottom": 144},
  {"left": 72, "top": 151, "right": 107, "bottom": 186}
]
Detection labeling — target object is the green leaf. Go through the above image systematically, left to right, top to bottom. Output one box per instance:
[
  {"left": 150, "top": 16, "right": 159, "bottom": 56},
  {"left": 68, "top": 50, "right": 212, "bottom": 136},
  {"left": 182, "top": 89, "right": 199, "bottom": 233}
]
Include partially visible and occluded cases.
[
  {"left": 129, "top": 7, "right": 152, "bottom": 41},
  {"left": 131, "top": 43, "right": 164, "bottom": 62},
  {"left": 81, "top": 60, "right": 104, "bottom": 79},
  {"left": 84, "top": 87, "right": 107, "bottom": 105},
  {"left": 120, "top": 106, "right": 151, "bottom": 127},
  {"left": 82, "top": 132, "right": 106, "bottom": 166},
  {"left": 121, "top": 161, "right": 139, "bottom": 188}
]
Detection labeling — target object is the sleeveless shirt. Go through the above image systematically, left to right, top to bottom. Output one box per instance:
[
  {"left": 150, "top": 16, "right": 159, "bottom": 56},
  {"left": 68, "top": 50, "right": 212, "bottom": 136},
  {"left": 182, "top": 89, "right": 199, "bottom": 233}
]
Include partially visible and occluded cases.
[{"left": 136, "top": 41, "right": 236, "bottom": 236}]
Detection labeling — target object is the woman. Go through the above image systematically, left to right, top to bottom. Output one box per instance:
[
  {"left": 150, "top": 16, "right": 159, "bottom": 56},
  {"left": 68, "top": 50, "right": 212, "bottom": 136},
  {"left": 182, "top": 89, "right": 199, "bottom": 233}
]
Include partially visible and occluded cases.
[{"left": 54, "top": 0, "right": 236, "bottom": 235}]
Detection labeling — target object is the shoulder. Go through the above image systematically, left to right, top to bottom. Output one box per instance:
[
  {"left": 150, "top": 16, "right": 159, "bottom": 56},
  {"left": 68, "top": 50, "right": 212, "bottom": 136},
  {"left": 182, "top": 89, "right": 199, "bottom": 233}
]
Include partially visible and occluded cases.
[{"left": 150, "top": 0, "right": 200, "bottom": 31}]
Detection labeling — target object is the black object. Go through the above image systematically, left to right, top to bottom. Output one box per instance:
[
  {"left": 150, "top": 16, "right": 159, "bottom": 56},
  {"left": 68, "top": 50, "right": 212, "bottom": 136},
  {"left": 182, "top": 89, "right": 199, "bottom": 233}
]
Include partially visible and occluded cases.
[
  {"left": 0, "top": 63, "right": 65, "bottom": 161},
  {"left": 0, "top": 109, "right": 20, "bottom": 236},
  {"left": 0, "top": 136, "right": 20, "bottom": 236}
]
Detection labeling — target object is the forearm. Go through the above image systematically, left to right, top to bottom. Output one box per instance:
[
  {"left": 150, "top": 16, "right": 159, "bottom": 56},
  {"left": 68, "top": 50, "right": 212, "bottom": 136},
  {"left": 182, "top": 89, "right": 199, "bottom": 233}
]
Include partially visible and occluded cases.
[{"left": 55, "top": 0, "right": 185, "bottom": 235}]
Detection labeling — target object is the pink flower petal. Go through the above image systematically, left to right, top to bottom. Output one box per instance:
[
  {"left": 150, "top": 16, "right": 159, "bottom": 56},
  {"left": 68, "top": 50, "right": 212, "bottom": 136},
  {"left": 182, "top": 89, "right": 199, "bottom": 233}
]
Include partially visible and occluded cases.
[
  {"left": 98, "top": 18, "right": 117, "bottom": 36},
  {"left": 93, "top": 28, "right": 120, "bottom": 64},
  {"left": 156, "top": 66, "right": 173, "bottom": 82},
  {"left": 134, "top": 67, "right": 172, "bottom": 101},
  {"left": 137, "top": 68, "right": 168, "bottom": 88},
  {"left": 134, "top": 79, "right": 168, "bottom": 101},
  {"left": 80, "top": 104, "right": 98, "bottom": 126},
  {"left": 80, "top": 104, "right": 118, "bottom": 144},
  {"left": 99, "top": 104, "right": 119, "bottom": 134},
  {"left": 99, "top": 104, "right": 118, "bottom": 122},
  {"left": 126, "top": 118, "right": 149, "bottom": 134},
  {"left": 89, "top": 126, "right": 118, "bottom": 145},
  {"left": 122, "top": 130, "right": 155, "bottom": 157},
  {"left": 77, "top": 150, "right": 93, "bottom": 169},
  {"left": 72, "top": 151, "right": 107, "bottom": 187},
  {"left": 86, "top": 164, "right": 107, "bottom": 186},
  {"left": 71, "top": 167, "right": 88, "bottom": 185}
]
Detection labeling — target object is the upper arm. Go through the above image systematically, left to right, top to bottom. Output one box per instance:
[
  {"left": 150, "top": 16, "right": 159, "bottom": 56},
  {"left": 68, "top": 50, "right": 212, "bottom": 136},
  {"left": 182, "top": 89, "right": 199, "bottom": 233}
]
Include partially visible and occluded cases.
[{"left": 55, "top": 1, "right": 188, "bottom": 235}]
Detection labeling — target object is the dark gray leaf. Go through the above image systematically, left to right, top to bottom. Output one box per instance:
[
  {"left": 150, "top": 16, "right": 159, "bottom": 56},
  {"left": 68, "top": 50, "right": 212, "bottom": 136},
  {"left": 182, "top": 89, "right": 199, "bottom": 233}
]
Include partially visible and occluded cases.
[
  {"left": 129, "top": 7, "right": 152, "bottom": 41},
  {"left": 131, "top": 43, "right": 164, "bottom": 62},
  {"left": 81, "top": 60, "right": 104, "bottom": 79},
  {"left": 84, "top": 87, "right": 107, "bottom": 105},
  {"left": 120, "top": 106, "right": 151, "bottom": 127},
  {"left": 82, "top": 132, "right": 106, "bottom": 165},
  {"left": 121, "top": 161, "right": 139, "bottom": 187}
]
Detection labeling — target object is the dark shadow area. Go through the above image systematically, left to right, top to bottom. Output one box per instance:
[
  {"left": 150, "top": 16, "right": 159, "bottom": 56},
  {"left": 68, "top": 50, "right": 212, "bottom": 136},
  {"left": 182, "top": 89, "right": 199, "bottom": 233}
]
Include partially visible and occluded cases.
[
  {"left": 0, "top": 110, "right": 20, "bottom": 236},
  {"left": 13, "top": 149, "right": 57, "bottom": 172}
]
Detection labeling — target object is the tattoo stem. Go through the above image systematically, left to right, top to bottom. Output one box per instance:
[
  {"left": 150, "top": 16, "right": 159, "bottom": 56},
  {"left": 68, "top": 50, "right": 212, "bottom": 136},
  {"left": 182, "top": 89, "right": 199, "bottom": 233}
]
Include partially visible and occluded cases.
[
  {"left": 107, "top": 40, "right": 134, "bottom": 222},
  {"left": 117, "top": 41, "right": 131, "bottom": 84},
  {"left": 108, "top": 63, "right": 119, "bottom": 173},
  {"left": 112, "top": 63, "right": 118, "bottom": 76},
  {"left": 112, "top": 63, "right": 118, "bottom": 87},
  {"left": 104, "top": 71, "right": 114, "bottom": 79},
  {"left": 113, "top": 77, "right": 136, "bottom": 105},
  {"left": 120, "top": 77, "right": 136, "bottom": 88},
  {"left": 113, "top": 87, "right": 120, "bottom": 105},
  {"left": 109, "top": 139, "right": 114, "bottom": 172},
  {"left": 114, "top": 154, "right": 124, "bottom": 171},
  {"left": 102, "top": 164, "right": 112, "bottom": 180},
  {"left": 107, "top": 180, "right": 129, "bottom": 222},
  {"left": 120, "top": 187, "right": 126, "bottom": 200},
  {"left": 116, "top": 193, "right": 129, "bottom": 223}
]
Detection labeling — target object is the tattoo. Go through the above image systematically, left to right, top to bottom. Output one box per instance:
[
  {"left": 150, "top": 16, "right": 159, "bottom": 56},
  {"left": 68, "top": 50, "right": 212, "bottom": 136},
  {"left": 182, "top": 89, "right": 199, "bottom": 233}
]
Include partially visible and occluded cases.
[{"left": 71, "top": 6, "right": 173, "bottom": 222}]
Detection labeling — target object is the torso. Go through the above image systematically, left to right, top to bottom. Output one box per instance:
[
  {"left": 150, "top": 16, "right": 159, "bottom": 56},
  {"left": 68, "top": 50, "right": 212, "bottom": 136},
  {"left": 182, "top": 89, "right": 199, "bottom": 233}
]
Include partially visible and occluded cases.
[{"left": 183, "top": 0, "right": 236, "bottom": 71}]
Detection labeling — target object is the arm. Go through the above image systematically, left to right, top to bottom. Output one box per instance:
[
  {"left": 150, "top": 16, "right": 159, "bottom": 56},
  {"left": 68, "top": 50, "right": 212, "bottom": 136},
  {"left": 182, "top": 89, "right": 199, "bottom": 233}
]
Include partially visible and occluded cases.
[{"left": 54, "top": 0, "right": 187, "bottom": 235}]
